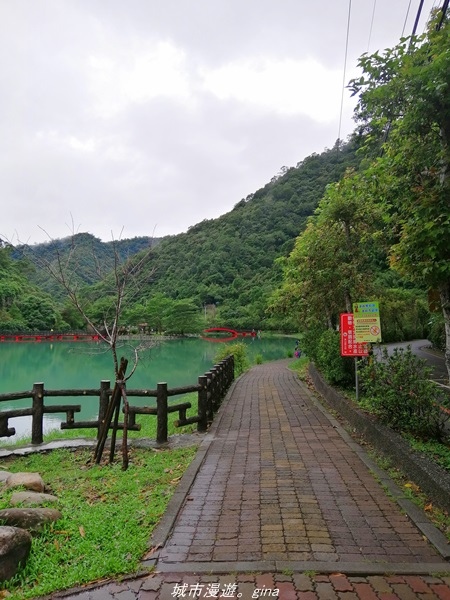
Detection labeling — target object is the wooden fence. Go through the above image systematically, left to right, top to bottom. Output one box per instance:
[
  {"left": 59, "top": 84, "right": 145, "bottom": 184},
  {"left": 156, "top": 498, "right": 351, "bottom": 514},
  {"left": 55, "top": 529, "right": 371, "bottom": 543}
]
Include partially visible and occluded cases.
[{"left": 0, "top": 355, "right": 234, "bottom": 445}]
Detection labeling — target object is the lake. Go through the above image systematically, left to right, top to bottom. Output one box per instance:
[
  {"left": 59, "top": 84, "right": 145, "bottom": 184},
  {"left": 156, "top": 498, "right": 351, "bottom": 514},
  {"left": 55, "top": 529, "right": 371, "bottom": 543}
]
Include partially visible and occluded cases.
[{"left": 0, "top": 335, "right": 295, "bottom": 441}]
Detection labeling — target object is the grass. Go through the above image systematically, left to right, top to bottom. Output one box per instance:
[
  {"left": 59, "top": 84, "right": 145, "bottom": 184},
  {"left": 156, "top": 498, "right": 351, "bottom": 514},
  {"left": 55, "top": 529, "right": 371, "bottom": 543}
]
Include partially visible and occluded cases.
[
  {"left": 288, "top": 355, "right": 309, "bottom": 379},
  {"left": 404, "top": 435, "right": 450, "bottom": 472},
  {"left": 0, "top": 444, "right": 197, "bottom": 599}
]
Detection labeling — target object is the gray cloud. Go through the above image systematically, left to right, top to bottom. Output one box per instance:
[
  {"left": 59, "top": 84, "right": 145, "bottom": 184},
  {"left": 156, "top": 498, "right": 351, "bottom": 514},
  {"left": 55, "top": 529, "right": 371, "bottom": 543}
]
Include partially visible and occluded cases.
[{"left": 0, "top": 0, "right": 437, "bottom": 244}]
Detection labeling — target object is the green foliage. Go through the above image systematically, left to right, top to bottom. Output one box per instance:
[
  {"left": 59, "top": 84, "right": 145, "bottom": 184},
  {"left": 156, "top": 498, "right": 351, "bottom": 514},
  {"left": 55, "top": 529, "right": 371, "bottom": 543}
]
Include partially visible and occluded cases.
[
  {"left": 349, "top": 16, "right": 450, "bottom": 378},
  {"left": 269, "top": 168, "right": 387, "bottom": 331},
  {"left": 14, "top": 234, "right": 157, "bottom": 298},
  {"left": 377, "top": 288, "right": 430, "bottom": 342},
  {"left": 17, "top": 294, "right": 58, "bottom": 330},
  {"left": 165, "top": 300, "right": 202, "bottom": 335},
  {"left": 60, "top": 302, "right": 86, "bottom": 330},
  {"left": 428, "top": 312, "right": 446, "bottom": 352},
  {"left": 0, "top": 319, "right": 28, "bottom": 332},
  {"left": 300, "top": 325, "right": 325, "bottom": 363},
  {"left": 315, "top": 329, "right": 353, "bottom": 386},
  {"left": 215, "top": 342, "right": 250, "bottom": 377},
  {"left": 360, "top": 346, "right": 449, "bottom": 440},
  {"left": 406, "top": 436, "right": 450, "bottom": 473}
]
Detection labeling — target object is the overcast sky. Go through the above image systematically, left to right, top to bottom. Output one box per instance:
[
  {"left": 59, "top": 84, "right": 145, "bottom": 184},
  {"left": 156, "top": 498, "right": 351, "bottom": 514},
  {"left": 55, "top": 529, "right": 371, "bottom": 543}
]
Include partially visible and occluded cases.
[{"left": 0, "top": 0, "right": 439, "bottom": 245}]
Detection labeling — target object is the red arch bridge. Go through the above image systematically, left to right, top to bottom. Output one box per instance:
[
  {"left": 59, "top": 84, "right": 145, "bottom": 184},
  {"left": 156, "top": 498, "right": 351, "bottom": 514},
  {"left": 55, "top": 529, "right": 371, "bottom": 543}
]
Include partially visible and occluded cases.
[{"left": 202, "top": 328, "right": 258, "bottom": 342}]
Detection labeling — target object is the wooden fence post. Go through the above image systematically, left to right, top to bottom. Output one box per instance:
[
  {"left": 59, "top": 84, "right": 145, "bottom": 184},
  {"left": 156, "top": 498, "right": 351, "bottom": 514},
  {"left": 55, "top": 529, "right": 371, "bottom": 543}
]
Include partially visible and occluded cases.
[
  {"left": 211, "top": 367, "right": 219, "bottom": 411},
  {"left": 205, "top": 371, "right": 214, "bottom": 421},
  {"left": 197, "top": 375, "right": 208, "bottom": 432},
  {"left": 98, "top": 380, "right": 110, "bottom": 440},
  {"left": 32, "top": 382, "right": 44, "bottom": 445},
  {"left": 157, "top": 382, "right": 168, "bottom": 444}
]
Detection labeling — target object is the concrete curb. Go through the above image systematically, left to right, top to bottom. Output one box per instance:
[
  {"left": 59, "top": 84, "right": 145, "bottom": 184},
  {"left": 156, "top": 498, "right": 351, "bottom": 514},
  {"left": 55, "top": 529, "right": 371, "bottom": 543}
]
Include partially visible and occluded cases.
[{"left": 156, "top": 560, "right": 450, "bottom": 575}]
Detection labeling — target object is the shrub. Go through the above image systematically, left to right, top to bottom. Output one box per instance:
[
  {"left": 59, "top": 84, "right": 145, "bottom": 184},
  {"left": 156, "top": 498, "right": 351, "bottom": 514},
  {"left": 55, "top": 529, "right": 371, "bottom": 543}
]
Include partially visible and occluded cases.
[
  {"left": 301, "top": 325, "right": 324, "bottom": 363},
  {"left": 316, "top": 329, "right": 353, "bottom": 386},
  {"left": 215, "top": 342, "right": 250, "bottom": 377},
  {"left": 360, "top": 346, "right": 449, "bottom": 441}
]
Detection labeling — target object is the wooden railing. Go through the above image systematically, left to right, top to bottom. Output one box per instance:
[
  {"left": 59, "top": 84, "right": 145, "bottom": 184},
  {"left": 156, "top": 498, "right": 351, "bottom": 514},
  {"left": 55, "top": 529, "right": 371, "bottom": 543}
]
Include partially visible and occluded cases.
[{"left": 0, "top": 355, "right": 234, "bottom": 445}]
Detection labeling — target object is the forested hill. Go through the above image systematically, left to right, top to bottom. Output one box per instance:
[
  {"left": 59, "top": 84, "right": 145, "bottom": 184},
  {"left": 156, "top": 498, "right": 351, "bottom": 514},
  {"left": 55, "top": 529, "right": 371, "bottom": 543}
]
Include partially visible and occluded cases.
[
  {"left": 3, "top": 137, "right": 362, "bottom": 332},
  {"left": 135, "top": 138, "right": 362, "bottom": 327},
  {"left": 12, "top": 233, "right": 158, "bottom": 298}
]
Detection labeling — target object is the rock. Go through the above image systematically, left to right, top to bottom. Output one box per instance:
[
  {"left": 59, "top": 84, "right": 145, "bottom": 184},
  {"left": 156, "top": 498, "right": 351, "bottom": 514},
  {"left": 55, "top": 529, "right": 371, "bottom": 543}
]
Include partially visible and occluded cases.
[
  {"left": 0, "top": 471, "right": 10, "bottom": 484},
  {"left": 6, "top": 472, "right": 45, "bottom": 493},
  {"left": 10, "top": 491, "right": 58, "bottom": 507},
  {"left": 0, "top": 508, "right": 62, "bottom": 532},
  {"left": 0, "top": 525, "right": 32, "bottom": 582}
]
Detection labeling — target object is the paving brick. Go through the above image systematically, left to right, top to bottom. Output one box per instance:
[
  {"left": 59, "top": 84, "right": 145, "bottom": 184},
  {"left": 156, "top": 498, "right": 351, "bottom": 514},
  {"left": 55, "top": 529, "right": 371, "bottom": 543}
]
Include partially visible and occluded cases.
[
  {"left": 329, "top": 574, "right": 353, "bottom": 593},
  {"left": 141, "top": 576, "right": 163, "bottom": 592},
  {"left": 402, "top": 576, "right": 434, "bottom": 594},
  {"left": 314, "top": 582, "right": 338, "bottom": 599},
  {"left": 351, "top": 582, "right": 379, "bottom": 600},
  {"left": 430, "top": 584, "right": 450, "bottom": 600},
  {"left": 138, "top": 592, "right": 159, "bottom": 600}
]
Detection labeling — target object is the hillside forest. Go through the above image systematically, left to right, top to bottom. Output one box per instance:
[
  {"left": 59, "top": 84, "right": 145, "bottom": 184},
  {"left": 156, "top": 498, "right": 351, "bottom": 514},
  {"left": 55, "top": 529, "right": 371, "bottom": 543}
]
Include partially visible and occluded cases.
[{"left": 0, "top": 13, "right": 449, "bottom": 381}]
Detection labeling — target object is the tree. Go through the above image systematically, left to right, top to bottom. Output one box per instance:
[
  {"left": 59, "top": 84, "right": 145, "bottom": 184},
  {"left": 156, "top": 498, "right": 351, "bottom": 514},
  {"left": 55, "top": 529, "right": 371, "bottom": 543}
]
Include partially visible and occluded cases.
[
  {"left": 349, "top": 12, "right": 450, "bottom": 380},
  {"left": 269, "top": 169, "right": 385, "bottom": 331},
  {"left": 22, "top": 229, "right": 155, "bottom": 468},
  {"left": 142, "top": 293, "right": 173, "bottom": 333},
  {"left": 17, "top": 294, "right": 58, "bottom": 330},
  {"left": 165, "top": 300, "right": 202, "bottom": 334}
]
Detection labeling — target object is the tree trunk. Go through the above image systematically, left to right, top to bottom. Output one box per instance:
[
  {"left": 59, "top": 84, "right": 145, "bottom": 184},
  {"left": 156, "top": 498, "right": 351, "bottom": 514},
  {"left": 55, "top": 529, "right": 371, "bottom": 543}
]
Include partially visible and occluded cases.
[{"left": 439, "top": 279, "right": 450, "bottom": 383}]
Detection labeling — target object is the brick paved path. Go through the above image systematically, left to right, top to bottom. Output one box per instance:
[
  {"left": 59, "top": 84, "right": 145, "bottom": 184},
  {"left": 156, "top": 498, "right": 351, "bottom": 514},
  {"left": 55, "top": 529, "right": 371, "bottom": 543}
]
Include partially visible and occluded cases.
[{"left": 49, "top": 361, "right": 450, "bottom": 600}]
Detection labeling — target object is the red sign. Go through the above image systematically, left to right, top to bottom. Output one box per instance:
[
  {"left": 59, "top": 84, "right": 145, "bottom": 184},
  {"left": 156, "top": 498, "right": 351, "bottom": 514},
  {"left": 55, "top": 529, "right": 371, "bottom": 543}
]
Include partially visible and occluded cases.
[{"left": 340, "top": 313, "right": 369, "bottom": 357}]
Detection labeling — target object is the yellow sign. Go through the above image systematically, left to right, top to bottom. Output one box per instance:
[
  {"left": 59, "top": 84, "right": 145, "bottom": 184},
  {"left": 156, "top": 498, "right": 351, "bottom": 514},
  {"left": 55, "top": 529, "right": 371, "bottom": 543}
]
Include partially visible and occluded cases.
[{"left": 353, "top": 301, "right": 382, "bottom": 343}]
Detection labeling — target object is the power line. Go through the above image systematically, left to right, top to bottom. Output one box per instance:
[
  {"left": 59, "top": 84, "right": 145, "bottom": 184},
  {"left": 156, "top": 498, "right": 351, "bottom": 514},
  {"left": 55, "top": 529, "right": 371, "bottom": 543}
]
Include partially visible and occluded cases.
[
  {"left": 337, "top": 0, "right": 352, "bottom": 148},
  {"left": 367, "top": 0, "right": 377, "bottom": 53},
  {"left": 401, "top": 0, "right": 413, "bottom": 36},
  {"left": 411, "top": 0, "right": 425, "bottom": 38},
  {"left": 436, "top": 0, "right": 449, "bottom": 30}
]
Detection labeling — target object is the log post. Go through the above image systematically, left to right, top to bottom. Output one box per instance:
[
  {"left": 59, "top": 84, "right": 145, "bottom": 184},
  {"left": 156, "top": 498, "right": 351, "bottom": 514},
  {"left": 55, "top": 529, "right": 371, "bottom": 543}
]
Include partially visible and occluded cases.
[
  {"left": 228, "top": 355, "right": 235, "bottom": 385},
  {"left": 94, "top": 358, "right": 127, "bottom": 464},
  {"left": 218, "top": 361, "right": 225, "bottom": 397},
  {"left": 211, "top": 367, "right": 219, "bottom": 410},
  {"left": 205, "top": 371, "right": 214, "bottom": 421},
  {"left": 197, "top": 375, "right": 208, "bottom": 432},
  {"left": 98, "top": 380, "right": 110, "bottom": 440},
  {"left": 31, "top": 382, "right": 44, "bottom": 445},
  {"left": 156, "top": 382, "right": 168, "bottom": 444}
]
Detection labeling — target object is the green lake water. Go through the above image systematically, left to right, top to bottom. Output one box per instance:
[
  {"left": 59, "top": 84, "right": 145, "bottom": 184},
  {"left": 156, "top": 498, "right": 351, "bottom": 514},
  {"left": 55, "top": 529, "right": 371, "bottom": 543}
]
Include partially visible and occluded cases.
[{"left": 0, "top": 335, "right": 295, "bottom": 441}]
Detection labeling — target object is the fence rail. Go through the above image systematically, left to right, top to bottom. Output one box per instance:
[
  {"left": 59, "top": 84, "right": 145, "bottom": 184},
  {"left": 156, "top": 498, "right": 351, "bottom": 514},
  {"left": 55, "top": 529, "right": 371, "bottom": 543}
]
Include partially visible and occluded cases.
[{"left": 0, "top": 355, "right": 234, "bottom": 445}]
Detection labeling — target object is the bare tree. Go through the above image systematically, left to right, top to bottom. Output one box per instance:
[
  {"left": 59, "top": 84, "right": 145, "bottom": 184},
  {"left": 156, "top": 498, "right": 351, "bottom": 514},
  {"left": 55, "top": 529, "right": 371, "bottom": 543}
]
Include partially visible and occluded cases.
[{"left": 21, "top": 225, "right": 156, "bottom": 469}]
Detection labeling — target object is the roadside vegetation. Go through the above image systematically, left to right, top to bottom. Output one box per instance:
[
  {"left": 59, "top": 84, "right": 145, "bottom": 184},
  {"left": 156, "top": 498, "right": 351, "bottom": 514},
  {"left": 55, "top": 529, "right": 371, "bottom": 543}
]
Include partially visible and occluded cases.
[{"left": 0, "top": 445, "right": 197, "bottom": 599}]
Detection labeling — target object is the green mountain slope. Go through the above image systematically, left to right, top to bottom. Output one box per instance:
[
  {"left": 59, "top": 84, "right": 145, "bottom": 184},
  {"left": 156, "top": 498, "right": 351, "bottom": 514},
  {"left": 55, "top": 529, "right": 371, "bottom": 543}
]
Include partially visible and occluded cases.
[
  {"left": 8, "top": 138, "right": 362, "bottom": 332},
  {"left": 137, "top": 139, "right": 362, "bottom": 327},
  {"left": 13, "top": 233, "right": 158, "bottom": 300}
]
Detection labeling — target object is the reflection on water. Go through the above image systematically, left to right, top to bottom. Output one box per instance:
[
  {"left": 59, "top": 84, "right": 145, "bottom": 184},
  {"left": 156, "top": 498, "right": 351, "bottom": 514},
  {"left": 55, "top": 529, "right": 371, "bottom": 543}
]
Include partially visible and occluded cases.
[{"left": 0, "top": 335, "right": 294, "bottom": 441}]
